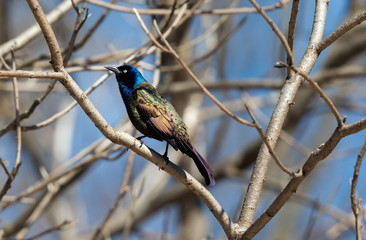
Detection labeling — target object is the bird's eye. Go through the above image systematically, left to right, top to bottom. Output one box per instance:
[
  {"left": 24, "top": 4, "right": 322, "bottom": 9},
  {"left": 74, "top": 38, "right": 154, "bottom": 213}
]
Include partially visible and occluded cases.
[{"left": 123, "top": 69, "right": 127, "bottom": 73}]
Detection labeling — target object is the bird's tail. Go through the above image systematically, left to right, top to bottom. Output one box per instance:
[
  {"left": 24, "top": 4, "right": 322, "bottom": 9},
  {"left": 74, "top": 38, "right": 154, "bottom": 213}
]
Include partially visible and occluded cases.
[{"left": 189, "top": 146, "right": 216, "bottom": 186}]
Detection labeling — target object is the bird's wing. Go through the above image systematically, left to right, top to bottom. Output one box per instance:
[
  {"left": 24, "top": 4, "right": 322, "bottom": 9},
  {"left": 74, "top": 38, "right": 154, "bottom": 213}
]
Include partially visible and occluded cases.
[{"left": 136, "top": 92, "right": 177, "bottom": 143}]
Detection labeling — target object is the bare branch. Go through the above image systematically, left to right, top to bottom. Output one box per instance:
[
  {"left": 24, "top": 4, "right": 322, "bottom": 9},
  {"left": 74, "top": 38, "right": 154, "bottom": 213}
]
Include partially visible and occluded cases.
[
  {"left": 0, "top": 0, "right": 82, "bottom": 57},
  {"left": 87, "top": 0, "right": 291, "bottom": 15},
  {"left": 238, "top": 0, "right": 329, "bottom": 230},
  {"left": 248, "top": 0, "right": 294, "bottom": 66},
  {"left": 317, "top": 10, "right": 366, "bottom": 53},
  {"left": 152, "top": 20, "right": 254, "bottom": 127},
  {"left": 276, "top": 61, "right": 343, "bottom": 126},
  {"left": 245, "top": 104, "right": 301, "bottom": 178},
  {"left": 243, "top": 117, "right": 366, "bottom": 239},
  {"left": 91, "top": 141, "right": 135, "bottom": 240},
  {"left": 351, "top": 141, "right": 366, "bottom": 240}
]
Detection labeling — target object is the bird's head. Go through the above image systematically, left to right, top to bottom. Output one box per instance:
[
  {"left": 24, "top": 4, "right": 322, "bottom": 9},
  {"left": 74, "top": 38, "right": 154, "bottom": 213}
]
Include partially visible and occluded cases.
[
  {"left": 105, "top": 65, "right": 145, "bottom": 87},
  {"left": 105, "top": 65, "right": 146, "bottom": 99}
]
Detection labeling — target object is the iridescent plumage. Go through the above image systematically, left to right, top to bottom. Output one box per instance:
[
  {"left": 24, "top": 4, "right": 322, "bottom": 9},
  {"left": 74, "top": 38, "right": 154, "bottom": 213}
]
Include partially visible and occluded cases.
[{"left": 106, "top": 65, "right": 215, "bottom": 186}]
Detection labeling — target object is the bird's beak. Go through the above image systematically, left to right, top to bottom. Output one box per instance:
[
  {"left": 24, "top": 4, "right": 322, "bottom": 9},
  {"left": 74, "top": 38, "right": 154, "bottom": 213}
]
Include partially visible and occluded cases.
[{"left": 104, "top": 66, "right": 119, "bottom": 74}]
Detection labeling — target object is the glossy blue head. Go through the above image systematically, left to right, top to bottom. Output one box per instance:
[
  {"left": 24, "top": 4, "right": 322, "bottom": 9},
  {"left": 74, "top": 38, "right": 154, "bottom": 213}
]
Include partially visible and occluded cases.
[{"left": 105, "top": 65, "right": 146, "bottom": 100}]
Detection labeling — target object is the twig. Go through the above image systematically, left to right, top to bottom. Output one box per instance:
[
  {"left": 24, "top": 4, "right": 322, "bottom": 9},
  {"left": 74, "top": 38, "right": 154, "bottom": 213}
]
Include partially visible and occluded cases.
[
  {"left": 0, "top": 0, "right": 83, "bottom": 57},
  {"left": 26, "top": 0, "right": 64, "bottom": 71},
  {"left": 63, "top": 0, "right": 90, "bottom": 65},
  {"left": 73, "top": 0, "right": 118, "bottom": 51},
  {"left": 87, "top": 0, "right": 290, "bottom": 15},
  {"left": 177, "top": 0, "right": 239, "bottom": 52},
  {"left": 237, "top": 0, "right": 329, "bottom": 231},
  {"left": 248, "top": 0, "right": 294, "bottom": 66},
  {"left": 287, "top": 0, "right": 300, "bottom": 78},
  {"left": 133, "top": 8, "right": 170, "bottom": 53},
  {"left": 317, "top": 10, "right": 366, "bottom": 53},
  {"left": 152, "top": 20, "right": 254, "bottom": 127},
  {"left": 152, "top": 48, "right": 162, "bottom": 88},
  {"left": 11, "top": 50, "right": 22, "bottom": 170},
  {"left": 0, "top": 52, "right": 23, "bottom": 201},
  {"left": 276, "top": 61, "right": 343, "bottom": 126},
  {"left": 0, "top": 70, "right": 65, "bottom": 80},
  {"left": 22, "top": 73, "right": 109, "bottom": 131},
  {"left": 0, "top": 80, "right": 57, "bottom": 137},
  {"left": 245, "top": 104, "right": 301, "bottom": 177},
  {"left": 242, "top": 117, "right": 366, "bottom": 239},
  {"left": 91, "top": 140, "right": 135, "bottom": 240},
  {"left": 350, "top": 141, "right": 366, "bottom": 240},
  {"left": 0, "top": 158, "right": 12, "bottom": 179},
  {"left": 15, "top": 183, "right": 60, "bottom": 239},
  {"left": 23, "top": 220, "right": 77, "bottom": 240}
]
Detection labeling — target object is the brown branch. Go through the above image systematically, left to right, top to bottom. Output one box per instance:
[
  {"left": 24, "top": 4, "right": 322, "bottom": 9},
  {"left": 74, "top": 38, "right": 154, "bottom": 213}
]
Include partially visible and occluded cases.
[
  {"left": 0, "top": 0, "right": 82, "bottom": 57},
  {"left": 26, "top": 0, "right": 64, "bottom": 71},
  {"left": 63, "top": 0, "right": 90, "bottom": 65},
  {"left": 73, "top": 0, "right": 118, "bottom": 51},
  {"left": 87, "top": 0, "right": 290, "bottom": 15},
  {"left": 237, "top": 0, "right": 329, "bottom": 231},
  {"left": 248, "top": 0, "right": 294, "bottom": 66},
  {"left": 287, "top": 0, "right": 300, "bottom": 78},
  {"left": 133, "top": 8, "right": 170, "bottom": 53},
  {"left": 317, "top": 10, "right": 366, "bottom": 53},
  {"left": 152, "top": 19, "right": 254, "bottom": 127},
  {"left": 0, "top": 52, "right": 24, "bottom": 201},
  {"left": 276, "top": 61, "right": 343, "bottom": 126},
  {"left": 0, "top": 70, "right": 65, "bottom": 80},
  {"left": 22, "top": 73, "right": 109, "bottom": 131},
  {"left": 0, "top": 79, "right": 57, "bottom": 137},
  {"left": 245, "top": 104, "right": 301, "bottom": 177},
  {"left": 243, "top": 117, "right": 366, "bottom": 239},
  {"left": 91, "top": 141, "right": 135, "bottom": 240},
  {"left": 351, "top": 141, "right": 366, "bottom": 240},
  {"left": 23, "top": 220, "right": 76, "bottom": 240}
]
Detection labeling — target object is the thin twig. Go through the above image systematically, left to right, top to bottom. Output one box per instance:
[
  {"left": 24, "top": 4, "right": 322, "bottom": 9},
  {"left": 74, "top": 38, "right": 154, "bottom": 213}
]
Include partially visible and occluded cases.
[
  {"left": 0, "top": 0, "right": 83, "bottom": 57},
  {"left": 26, "top": 0, "right": 64, "bottom": 71},
  {"left": 63, "top": 0, "right": 89, "bottom": 65},
  {"left": 73, "top": 0, "right": 118, "bottom": 51},
  {"left": 87, "top": 0, "right": 290, "bottom": 15},
  {"left": 177, "top": 0, "right": 239, "bottom": 52},
  {"left": 238, "top": 0, "right": 329, "bottom": 231},
  {"left": 248, "top": 0, "right": 294, "bottom": 66},
  {"left": 286, "top": 0, "right": 300, "bottom": 78},
  {"left": 133, "top": 8, "right": 170, "bottom": 53},
  {"left": 317, "top": 10, "right": 366, "bottom": 53},
  {"left": 152, "top": 20, "right": 254, "bottom": 127},
  {"left": 11, "top": 50, "right": 22, "bottom": 170},
  {"left": 0, "top": 52, "right": 24, "bottom": 201},
  {"left": 276, "top": 61, "right": 343, "bottom": 126},
  {"left": 0, "top": 70, "right": 65, "bottom": 80},
  {"left": 22, "top": 73, "right": 109, "bottom": 131},
  {"left": 245, "top": 104, "right": 301, "bottom": 177},
  {"left": 243, "top": 117, "right": 366, "bottom": 239},
  {"left": 91, "top": 138, "right": 136, "bottom": 240},
  {"left": 351, "top": 141, "right": 366, "bottom": 240},
  {"left": 0, "top": 158, "right": 12, "bottom": 179},
  {"left": 23, "top": 220, "right": 77, "bottom": 240}
]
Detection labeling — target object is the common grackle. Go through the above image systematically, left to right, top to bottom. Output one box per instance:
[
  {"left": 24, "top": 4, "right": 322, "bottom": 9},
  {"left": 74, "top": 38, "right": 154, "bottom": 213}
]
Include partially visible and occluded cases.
[{"left": 106, "top": 65, "right": 215, "bottom": 186}]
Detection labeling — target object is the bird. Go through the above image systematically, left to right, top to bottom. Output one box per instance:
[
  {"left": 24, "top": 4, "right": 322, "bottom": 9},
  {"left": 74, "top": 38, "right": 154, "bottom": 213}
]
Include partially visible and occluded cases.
[{"left": 105, "top": 65, "right": 215, "bottom": 186}]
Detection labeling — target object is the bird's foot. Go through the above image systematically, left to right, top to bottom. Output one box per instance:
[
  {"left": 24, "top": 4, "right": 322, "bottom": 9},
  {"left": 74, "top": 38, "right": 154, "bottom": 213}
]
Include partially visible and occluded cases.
[
  {"left": 136, "top": 135, "right": 147, "bottom": 148},
  {"left": 158, "top": 154, "right": 169, "bottom": 171}
]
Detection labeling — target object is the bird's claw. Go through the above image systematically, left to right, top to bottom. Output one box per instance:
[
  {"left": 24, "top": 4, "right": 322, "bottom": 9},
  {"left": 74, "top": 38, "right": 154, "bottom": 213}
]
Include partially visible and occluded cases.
[
  {"left": 136, "top": 135, "right": 147, "bottom": 148},
  {"left": 138, "top": 139, "right": 144, "bottom": 148}
]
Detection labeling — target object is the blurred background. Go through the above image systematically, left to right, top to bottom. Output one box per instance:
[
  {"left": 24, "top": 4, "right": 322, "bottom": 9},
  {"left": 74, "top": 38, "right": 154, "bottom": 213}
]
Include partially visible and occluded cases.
[{"left": 0, "top": 0, "right": 366, "bottom": 239}]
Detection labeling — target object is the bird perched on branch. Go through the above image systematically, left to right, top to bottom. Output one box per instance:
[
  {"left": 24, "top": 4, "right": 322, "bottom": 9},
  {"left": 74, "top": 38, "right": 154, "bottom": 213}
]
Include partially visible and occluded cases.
[{"left": 105, "top": 65, "right": 215, "bottom": 186}]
